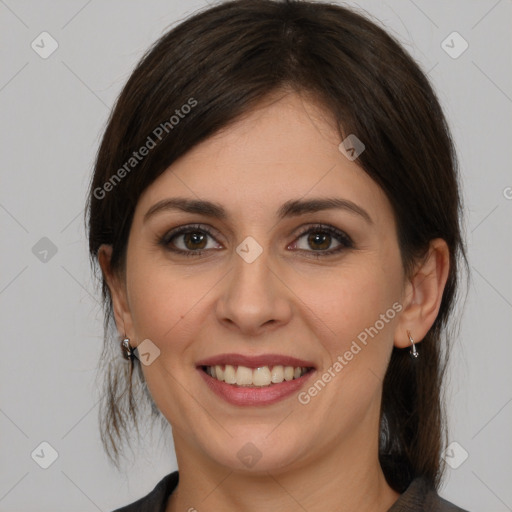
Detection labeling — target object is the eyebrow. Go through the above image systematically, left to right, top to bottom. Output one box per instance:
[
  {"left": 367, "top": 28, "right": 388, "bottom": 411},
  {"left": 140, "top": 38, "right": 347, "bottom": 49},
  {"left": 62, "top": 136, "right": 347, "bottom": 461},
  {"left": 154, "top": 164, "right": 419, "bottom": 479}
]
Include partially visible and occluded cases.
[{"left": 143, "top": 196, "right": 373, "bottom": 224}]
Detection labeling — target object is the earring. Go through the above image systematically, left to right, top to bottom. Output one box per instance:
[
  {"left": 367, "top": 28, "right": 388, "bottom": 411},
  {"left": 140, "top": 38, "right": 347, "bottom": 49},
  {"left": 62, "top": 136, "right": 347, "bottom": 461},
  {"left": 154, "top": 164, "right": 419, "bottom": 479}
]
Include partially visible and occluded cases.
[
  {"left": 407, "top": 330, "right": 419, "bottom": 359},
  {"left": 121, "top": 337, "right": 135, "bottom": 361}
]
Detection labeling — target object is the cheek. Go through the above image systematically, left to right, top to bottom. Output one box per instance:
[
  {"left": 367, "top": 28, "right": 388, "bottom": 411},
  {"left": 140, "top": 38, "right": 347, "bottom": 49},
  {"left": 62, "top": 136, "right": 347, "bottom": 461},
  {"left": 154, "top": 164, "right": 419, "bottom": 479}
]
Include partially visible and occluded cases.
[
  {"left": 125, "top": 246, "right": 185, "bottom": 340},
  {"left": 125, "top": 251, "right": 223, "bottom": 349},
  {"left": 292, "top": 261, "right": 401, "bottom": 353},
  {"left": 128, "top": 276, "right": 175, "bottom": 340}
]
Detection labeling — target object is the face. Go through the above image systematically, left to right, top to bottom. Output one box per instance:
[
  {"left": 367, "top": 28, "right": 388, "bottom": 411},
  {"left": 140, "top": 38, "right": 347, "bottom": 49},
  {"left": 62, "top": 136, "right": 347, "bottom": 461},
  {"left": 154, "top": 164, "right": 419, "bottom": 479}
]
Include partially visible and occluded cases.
[{"left": 110, "top": 90, "right": 409, "bottom": 474}]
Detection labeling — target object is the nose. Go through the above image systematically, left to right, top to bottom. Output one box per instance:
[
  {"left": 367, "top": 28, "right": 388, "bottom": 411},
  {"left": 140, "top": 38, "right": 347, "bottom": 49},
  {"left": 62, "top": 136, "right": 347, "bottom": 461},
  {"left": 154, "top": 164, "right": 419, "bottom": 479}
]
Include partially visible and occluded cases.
[{"left": 215, "top": 245, "right": 293, "bottom": 336}]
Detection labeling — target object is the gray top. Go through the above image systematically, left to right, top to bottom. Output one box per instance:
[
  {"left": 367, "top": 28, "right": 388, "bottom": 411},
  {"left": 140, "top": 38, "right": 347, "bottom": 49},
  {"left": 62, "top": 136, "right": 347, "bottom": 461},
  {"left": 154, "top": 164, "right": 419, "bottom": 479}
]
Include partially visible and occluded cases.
[{"left": 112, "top": 471, "right": 469, "bottom": 512}]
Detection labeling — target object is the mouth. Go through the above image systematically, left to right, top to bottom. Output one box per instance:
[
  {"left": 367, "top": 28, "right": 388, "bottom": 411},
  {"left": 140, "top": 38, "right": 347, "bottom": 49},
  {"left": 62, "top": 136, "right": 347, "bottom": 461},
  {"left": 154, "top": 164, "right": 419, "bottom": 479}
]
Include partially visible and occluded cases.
[
  {"left": 196, "top": 354, "right": 316, "bottom": 406},
  {"left": 200, "top": 364, "right": 313, "bottom": 387}
]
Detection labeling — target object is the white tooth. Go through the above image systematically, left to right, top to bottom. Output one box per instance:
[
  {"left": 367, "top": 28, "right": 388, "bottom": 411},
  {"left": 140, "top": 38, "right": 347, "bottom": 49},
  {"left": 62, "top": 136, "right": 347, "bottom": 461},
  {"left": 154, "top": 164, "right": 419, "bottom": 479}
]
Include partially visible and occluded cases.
[
  {"left": 224, "top": 364, "right": 236, "bottom": 384},
  {"left": 215, "top": 365, "right": 224, "bottom": 381},
  {"left": 236, "top": 365, "right": 253, "bottom": 386},
  {"left": 271, "top": 365, "right": 284, "bottom": 383},
  {"left": 210, "top": 366, "right": 217, "bottom": 379},
  {"left": 284, "top": 366, "right": 294, "bottom": 381},
  {"left": 253, "top": 367, "right": 272, "bottom": 386},
  {"left": 293, "top": 367, "right": 301, "bottom": 379}
]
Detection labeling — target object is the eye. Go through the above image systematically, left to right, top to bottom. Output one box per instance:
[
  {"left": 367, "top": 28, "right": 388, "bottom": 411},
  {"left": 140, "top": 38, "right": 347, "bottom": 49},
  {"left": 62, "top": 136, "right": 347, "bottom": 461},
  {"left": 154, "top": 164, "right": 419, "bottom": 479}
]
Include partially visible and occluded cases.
[
  {"left": 159, "top": 223, "right": 353, "bottom": 258},
  {"left": 159, "top": 224, "right": 221, "bottom": 256},
  {"left": 290, "top": 224, "right": 353, "bottom": 257}
]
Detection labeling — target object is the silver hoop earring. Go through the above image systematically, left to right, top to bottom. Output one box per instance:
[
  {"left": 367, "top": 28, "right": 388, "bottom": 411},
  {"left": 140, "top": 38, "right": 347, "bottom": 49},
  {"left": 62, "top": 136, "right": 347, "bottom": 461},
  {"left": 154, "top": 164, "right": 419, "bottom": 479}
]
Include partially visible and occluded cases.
[
  {"left": 407, "top": 330, "right": 419, "bottom": 359},
  {"left": 121, "top": 337, "right": 135, "bottom": 361}
]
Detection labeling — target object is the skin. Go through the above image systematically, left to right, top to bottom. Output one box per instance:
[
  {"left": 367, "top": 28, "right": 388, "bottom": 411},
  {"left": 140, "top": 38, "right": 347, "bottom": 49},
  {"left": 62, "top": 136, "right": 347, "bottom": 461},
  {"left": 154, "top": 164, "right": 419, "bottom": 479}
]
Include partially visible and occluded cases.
[{"left": 99, "top": 89, "right": 450, "bottom": 512}]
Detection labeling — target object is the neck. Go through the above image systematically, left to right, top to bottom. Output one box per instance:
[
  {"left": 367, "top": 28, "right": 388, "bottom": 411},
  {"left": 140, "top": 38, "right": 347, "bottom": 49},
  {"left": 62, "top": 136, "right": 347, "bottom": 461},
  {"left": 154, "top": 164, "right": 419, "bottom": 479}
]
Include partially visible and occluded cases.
[{"left": 166, "top": 424, "right": 400, "bottom": 512}]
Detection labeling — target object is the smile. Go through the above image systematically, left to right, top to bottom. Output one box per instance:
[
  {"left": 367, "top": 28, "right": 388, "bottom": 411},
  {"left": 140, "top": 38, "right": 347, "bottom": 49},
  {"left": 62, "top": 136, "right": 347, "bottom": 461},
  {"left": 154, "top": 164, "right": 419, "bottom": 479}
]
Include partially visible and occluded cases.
[
  {"left": 196, "top": 353, "right": 317, "bottom": 406},
  {"left": 201, "top": 364, "right": 312, "bottom": 387}
]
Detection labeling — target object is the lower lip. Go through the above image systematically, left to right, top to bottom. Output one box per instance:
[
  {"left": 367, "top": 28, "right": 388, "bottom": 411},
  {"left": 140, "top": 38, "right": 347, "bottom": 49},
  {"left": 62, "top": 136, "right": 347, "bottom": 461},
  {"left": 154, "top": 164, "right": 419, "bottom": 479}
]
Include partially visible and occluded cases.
[{"left": 198, "top": 368, "right": 316, "bottom": 406}]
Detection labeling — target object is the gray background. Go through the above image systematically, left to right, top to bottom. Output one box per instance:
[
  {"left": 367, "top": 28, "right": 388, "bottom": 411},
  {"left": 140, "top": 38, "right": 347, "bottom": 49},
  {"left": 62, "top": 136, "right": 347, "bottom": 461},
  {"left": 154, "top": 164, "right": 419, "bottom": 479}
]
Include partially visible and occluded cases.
[{"left": 1, "top": 0, "right": 511, "bottom": 510}]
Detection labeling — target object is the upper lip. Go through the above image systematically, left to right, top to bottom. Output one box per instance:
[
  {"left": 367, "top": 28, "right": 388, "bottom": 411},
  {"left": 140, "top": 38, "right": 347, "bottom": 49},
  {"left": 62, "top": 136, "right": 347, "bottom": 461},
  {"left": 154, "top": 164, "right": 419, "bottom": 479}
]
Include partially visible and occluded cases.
[{"left": 196, "top": 353, "right": 316, "bottom": 369}]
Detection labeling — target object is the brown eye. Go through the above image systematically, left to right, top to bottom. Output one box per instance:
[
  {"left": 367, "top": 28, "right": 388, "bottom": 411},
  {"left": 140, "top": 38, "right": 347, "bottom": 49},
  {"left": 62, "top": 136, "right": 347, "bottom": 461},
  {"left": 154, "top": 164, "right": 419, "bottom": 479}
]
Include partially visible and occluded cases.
[
  {"left": 160, "top": 224, "right": 221, "bottom": 256},
  {"left": 291, "top": 224, "right": 353, "bottom": 257},
  {"left": 181, "top": 231, "right": 208, "bottom": 250},
  {"left": 306, "top": 231, "right": 332, "bottom": 251}
]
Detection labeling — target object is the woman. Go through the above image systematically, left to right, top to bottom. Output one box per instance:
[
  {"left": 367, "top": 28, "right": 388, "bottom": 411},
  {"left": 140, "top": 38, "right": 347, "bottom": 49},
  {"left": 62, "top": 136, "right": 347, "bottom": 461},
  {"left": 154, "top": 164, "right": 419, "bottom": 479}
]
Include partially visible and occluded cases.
[{"left": 86, "top": 1, "right": 469, "bottom": 510}]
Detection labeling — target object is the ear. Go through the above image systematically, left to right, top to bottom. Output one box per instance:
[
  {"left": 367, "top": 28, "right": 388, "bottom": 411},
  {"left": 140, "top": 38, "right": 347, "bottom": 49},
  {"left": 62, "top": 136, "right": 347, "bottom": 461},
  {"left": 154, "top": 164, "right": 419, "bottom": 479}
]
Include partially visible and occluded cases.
[
  {"left": 394, "top": 238, "right": 450, "bottom": 348},
  {"left": 98, "top": 244, "right": 134, "bottom": 339}
]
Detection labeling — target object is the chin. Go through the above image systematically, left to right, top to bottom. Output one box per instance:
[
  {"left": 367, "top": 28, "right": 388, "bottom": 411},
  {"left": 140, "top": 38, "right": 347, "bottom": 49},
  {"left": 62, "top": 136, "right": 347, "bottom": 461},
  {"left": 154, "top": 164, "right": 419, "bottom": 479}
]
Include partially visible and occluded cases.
[{"left": 202, "top": 427, "right": 306, "bottom": 474}]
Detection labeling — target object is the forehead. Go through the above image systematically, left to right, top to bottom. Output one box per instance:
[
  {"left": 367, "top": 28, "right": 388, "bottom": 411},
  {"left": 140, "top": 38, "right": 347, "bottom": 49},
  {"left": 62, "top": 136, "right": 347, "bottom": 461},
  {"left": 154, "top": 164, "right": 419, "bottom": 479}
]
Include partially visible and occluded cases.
[{"left": 135, "top": 92, "right": 392, "bottom": 227}]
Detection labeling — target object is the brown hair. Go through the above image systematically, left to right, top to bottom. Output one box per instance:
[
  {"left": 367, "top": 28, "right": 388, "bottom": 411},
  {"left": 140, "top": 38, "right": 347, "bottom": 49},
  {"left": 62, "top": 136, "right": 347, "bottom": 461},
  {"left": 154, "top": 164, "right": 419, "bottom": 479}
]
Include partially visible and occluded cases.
[{"left": 86, "top": 0, "right": 467, "bottom": 492}]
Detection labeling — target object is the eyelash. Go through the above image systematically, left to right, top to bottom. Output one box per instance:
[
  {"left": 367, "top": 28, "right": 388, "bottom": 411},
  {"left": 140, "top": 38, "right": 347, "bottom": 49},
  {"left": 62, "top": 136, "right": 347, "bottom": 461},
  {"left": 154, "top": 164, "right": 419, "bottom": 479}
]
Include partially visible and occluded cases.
[{"left": 158, "top": 223, "right": 354, "bottom": 258}]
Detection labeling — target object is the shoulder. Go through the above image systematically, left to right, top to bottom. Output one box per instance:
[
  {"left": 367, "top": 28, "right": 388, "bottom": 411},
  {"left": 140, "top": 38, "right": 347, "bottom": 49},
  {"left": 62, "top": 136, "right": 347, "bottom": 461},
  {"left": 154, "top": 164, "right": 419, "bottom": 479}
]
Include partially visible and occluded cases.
[
  {"left": 111, "top": 471, "right": 179, "bottom": 512},
  {"left": 388, "top": 477, "right": 469, "bottom": 512}
]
